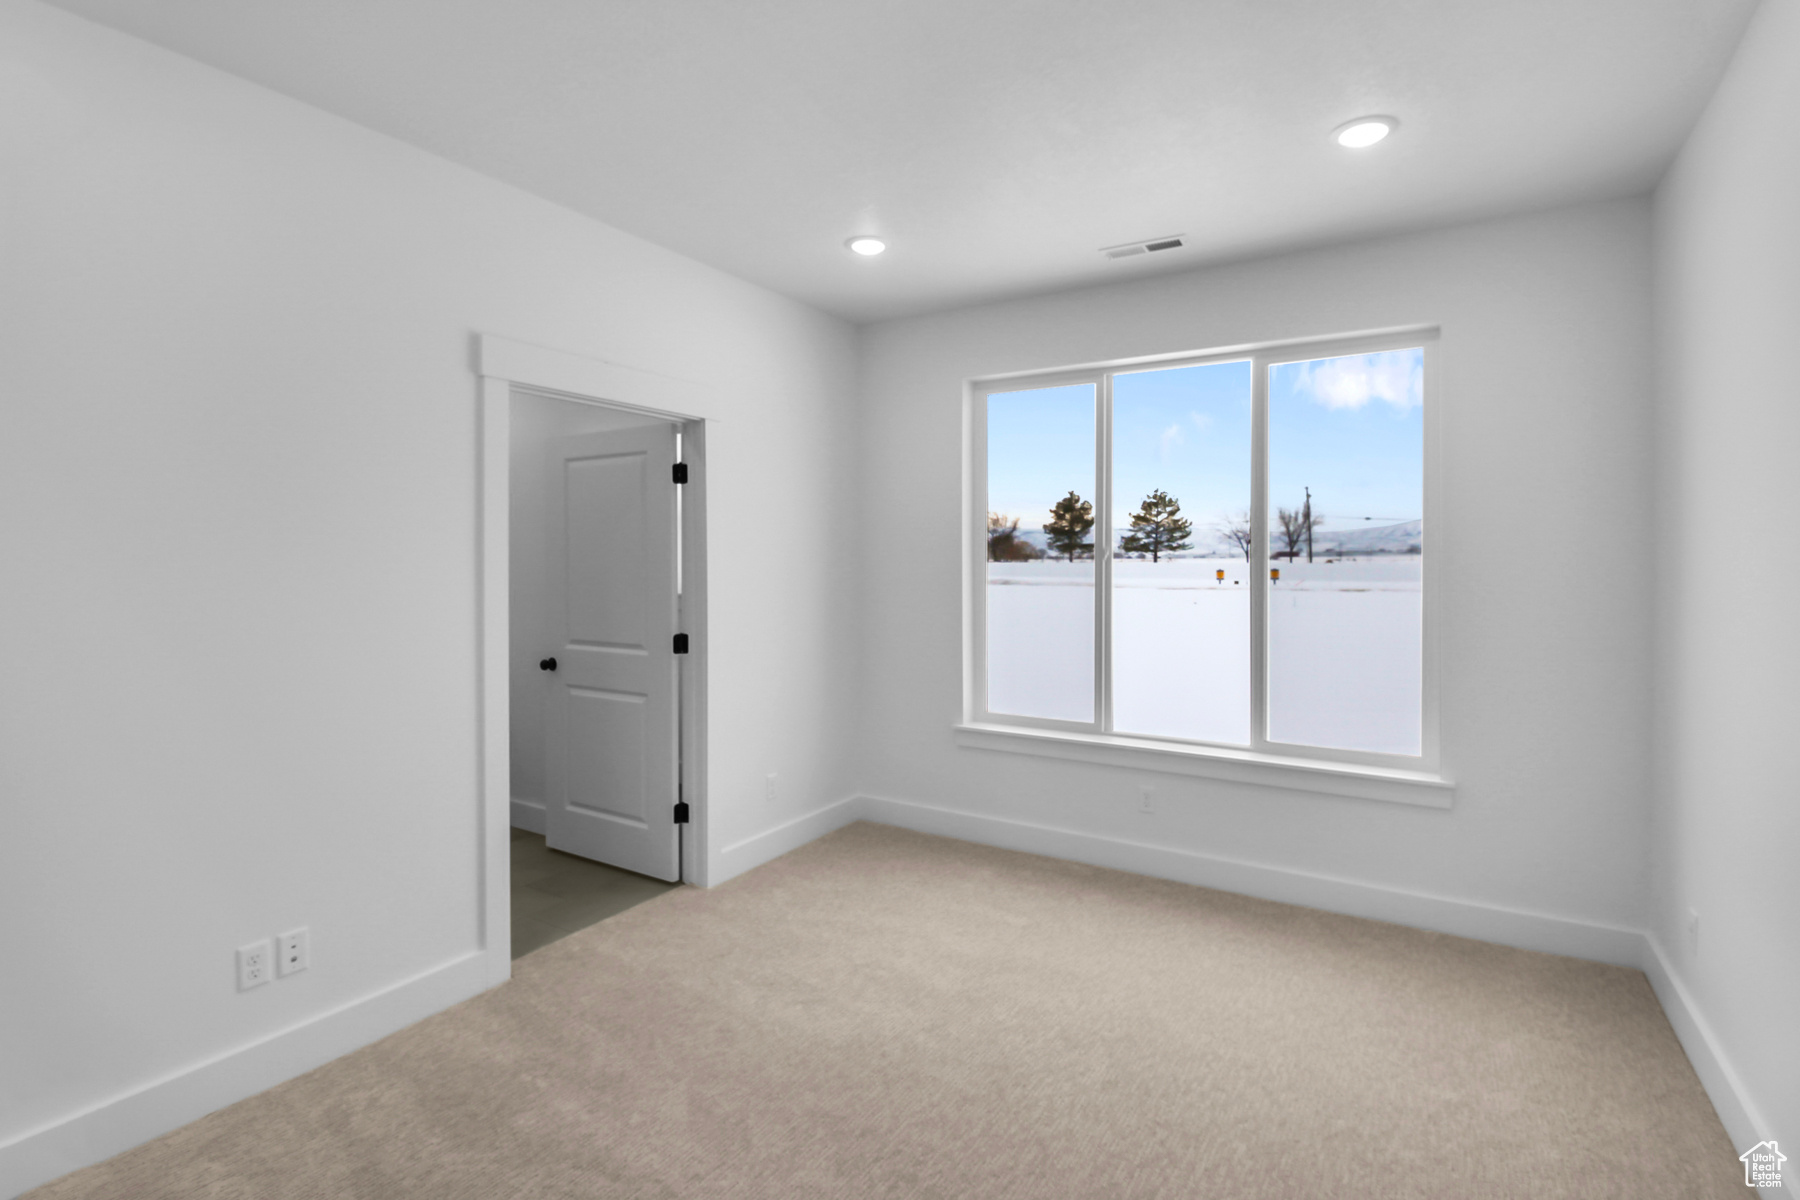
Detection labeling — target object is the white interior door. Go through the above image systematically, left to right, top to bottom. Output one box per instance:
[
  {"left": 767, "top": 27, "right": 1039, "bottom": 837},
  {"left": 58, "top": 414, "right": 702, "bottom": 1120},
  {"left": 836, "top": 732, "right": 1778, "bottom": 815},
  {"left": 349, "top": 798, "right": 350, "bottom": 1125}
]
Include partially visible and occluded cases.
[{"left": 543, "top": 423, "right": 681, "bottom": 881}]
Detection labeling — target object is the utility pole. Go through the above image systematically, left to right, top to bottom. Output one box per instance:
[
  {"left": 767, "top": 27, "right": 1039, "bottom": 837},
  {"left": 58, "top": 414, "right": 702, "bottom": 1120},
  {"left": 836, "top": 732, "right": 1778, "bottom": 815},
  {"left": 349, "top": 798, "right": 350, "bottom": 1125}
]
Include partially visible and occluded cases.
[{"left": 1303, "top": 486, "right": 1313, "bottom": 563}]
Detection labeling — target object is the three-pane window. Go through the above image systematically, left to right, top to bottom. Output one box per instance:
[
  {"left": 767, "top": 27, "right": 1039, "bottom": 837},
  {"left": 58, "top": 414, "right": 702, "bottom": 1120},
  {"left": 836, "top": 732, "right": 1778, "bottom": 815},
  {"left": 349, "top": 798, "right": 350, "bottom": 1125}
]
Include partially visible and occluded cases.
[{"left": 974, "top": 334, "right": 1432, "bottom": 764}]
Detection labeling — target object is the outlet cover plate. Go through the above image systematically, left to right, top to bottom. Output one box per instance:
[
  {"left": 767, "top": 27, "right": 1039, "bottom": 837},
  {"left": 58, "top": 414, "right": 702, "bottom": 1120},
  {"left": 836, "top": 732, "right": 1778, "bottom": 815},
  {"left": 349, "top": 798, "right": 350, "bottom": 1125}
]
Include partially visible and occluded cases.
[
  {"left": 277, "top": 927, "right": 309, "bottom": 977},
  {"left": 237, "top": 939, "right": 273, "bottom": 991}
]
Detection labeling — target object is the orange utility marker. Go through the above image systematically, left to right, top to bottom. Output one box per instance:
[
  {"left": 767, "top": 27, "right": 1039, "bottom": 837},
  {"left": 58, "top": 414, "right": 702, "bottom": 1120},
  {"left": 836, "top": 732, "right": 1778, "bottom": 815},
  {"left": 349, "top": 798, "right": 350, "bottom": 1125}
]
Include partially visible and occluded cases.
[
  {"left": 1271, "top": 568, "right": 1280, "bottom": 583},
  {"left": 1216, "top": 569, "right": 1225, "bottom": 583}
]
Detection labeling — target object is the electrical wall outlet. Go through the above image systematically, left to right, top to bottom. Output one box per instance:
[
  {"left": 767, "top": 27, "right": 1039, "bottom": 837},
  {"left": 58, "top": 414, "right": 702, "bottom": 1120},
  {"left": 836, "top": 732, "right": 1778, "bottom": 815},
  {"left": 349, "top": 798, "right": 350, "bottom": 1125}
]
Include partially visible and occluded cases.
[
  {"left": 765, "top": 772, "right": 778, "bottom": 804},
  {"left": 1138, "top": 785, "right": 1156, "bottom": 814},
  {"left": 1686, "top": 908, "right": 1700, "bottom": 956},
  {"left": 277, "top": 927, "right": 310, "bottom": 977},
  {"left": 237, "top": 939, "right": 273, "bottom": 991}
]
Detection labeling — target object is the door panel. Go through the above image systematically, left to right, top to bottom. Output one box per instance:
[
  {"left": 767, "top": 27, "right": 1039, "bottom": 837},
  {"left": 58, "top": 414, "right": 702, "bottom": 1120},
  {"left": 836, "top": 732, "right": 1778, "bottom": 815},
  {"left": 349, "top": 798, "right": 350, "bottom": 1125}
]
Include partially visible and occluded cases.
[
  {"left": 544, "top": 423, "right": 680, "bottom": 882},
  {"left": 565, "top": 452, "right": 650, "bottom": 649},
  {"left": 565, "top": 688, "right": 648, "bottom": 825}
]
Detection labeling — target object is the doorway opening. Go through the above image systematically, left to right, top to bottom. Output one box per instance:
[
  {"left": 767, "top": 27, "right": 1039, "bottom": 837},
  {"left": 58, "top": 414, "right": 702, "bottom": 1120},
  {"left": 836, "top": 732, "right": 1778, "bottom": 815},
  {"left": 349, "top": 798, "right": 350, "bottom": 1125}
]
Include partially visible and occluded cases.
[
  {"left": 477, "top": 335, "right": 712, "bottom": 973},
  {"left": 507, "top": 392, "right": 689, "bottom": 956}
]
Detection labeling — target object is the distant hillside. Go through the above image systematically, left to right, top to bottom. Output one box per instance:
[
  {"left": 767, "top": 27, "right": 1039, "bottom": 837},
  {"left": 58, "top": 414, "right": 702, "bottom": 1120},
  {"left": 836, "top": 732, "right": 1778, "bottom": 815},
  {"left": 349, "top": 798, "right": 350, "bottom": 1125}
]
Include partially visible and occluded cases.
[
  {"left": 1004, "top": 519, "right": 1421, "bottom": 557},
  {"left": 1309, "top": 519, "right": 1422, "bottom": 555}
]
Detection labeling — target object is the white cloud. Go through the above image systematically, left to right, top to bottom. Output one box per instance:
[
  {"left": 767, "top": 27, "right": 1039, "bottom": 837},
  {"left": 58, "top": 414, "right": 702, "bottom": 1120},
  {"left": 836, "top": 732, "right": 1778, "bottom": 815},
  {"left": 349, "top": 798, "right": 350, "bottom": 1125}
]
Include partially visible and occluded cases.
[
  {"left": 1295, "top": 350, "right": 1422, "bottom": 411},
  {"left": 1189, "top": 411, "right": 1214, "bottom": 433},
  {"left": 1159, "top": 422, "right": 1185, "bottom": 459}
]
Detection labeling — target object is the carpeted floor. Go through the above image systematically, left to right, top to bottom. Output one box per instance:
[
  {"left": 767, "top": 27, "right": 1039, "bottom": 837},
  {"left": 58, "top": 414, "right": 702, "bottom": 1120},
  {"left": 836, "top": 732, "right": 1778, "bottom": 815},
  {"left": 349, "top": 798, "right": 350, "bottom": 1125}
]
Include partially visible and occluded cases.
[{"left": 28, "top": 822, "right": 1741, "bottom": 1199}]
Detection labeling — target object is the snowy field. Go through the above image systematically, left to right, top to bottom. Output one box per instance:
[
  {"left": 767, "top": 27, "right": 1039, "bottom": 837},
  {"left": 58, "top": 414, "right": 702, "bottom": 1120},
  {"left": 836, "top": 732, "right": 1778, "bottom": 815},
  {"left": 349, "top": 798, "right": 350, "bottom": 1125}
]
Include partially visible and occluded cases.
[{"left": 986, "top": 556, "right": 1421, "bottom": 755}]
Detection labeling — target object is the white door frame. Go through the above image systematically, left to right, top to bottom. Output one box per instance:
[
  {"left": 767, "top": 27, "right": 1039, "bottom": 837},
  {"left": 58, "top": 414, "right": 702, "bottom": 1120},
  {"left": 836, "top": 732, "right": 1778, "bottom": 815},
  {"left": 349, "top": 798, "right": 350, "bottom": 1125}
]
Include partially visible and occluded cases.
[{"left": 476, "top": 334, "right": 712, "bottom": 980}]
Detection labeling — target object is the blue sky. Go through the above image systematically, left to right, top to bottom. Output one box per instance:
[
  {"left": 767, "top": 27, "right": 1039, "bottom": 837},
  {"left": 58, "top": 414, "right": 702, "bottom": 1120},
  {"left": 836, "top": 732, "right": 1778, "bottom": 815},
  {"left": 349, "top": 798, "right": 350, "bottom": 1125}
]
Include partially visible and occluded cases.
[
  {"left": 987, "top": 348, "right": 1423, "bottom": 536},
  {"left": 1268, "top": 348, "right": 1423, "bottom": 532},
  {"left": 1113, "top": 360, "right": 1251, "bottom": 534},
  {"left": 987, "top": 384, "right": 1094, "bottom": 529}
]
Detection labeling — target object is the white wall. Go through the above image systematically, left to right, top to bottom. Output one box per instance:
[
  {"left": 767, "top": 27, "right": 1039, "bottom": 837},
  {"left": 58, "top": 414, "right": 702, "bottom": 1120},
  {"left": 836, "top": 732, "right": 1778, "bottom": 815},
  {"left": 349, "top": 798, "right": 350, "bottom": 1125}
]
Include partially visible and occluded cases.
[
  {"left": 1651, "top": 0, "right": 1799, "bottom": 1158},
  {"left": 0, "top": 1, "right": 857, "bottom": 1193},
  {"left": 855, "top": 198, "right": 1657, "bottom": 946},
  {"left": 507, "top": 394, "right": 668, "bottom": 826}
]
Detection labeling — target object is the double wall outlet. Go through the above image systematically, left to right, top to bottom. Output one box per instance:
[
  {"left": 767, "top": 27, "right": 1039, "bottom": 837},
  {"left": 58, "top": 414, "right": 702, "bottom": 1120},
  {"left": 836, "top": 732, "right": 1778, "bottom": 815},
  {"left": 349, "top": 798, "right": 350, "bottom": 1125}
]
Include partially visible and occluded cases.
[
  {"left": 765, "top": 772, "right": 779, "bottom": 804},
  {"left": 1138, "top": 785, "right": 1157, "bottom": 814},
  {"left": 238, "top": 926, "right": 310, "bottom": 991},
  {"left": 237, "top": 939, "right": 273, "bottom": 991}
]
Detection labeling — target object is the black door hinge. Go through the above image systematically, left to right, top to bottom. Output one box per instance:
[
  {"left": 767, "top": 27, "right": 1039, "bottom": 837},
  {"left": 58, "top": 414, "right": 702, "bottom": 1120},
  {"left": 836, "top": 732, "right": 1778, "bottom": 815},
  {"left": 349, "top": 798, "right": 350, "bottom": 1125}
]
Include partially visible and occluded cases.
[
  {"left": 672, "top": 462, "right": 688, "bottom": 484},
  {"left": 673, "top": 633, "right": 689, "bottom": 654},
  {"left": 673, "top": 801, "right": 690, "bottom": 824}
]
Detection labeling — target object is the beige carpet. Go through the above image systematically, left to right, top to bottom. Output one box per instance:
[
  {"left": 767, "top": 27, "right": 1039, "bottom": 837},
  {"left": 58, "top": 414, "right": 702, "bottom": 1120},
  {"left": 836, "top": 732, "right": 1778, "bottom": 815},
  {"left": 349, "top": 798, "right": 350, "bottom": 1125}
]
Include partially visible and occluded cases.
[{"left": 30, "top": 822, "right": 1741, "bottom": 1199}]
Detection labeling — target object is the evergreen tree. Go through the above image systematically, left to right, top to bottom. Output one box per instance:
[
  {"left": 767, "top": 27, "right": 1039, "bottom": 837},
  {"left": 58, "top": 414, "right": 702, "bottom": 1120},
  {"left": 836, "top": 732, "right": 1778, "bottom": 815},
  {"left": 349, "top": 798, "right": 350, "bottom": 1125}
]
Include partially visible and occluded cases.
[
  {"left": 1119, "top": 490, "right": 1193, "bottom": 562},
  {"left": 1043, "top": 491, "right": 1094, "bottom": 561}
]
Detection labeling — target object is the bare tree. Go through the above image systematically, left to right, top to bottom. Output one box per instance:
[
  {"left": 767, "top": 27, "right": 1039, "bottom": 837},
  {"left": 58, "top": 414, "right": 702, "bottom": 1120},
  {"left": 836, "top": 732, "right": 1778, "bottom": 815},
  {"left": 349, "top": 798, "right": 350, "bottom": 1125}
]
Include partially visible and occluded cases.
[
  {"left": 1275, "top": 506, "right": 1322, "bottom": 561},
  {"left": 1217, "top": 511, "right": 1253, "bottom": 561},
  {"left": 986, "top": 512, "right": 1044, "bottom": 562}
]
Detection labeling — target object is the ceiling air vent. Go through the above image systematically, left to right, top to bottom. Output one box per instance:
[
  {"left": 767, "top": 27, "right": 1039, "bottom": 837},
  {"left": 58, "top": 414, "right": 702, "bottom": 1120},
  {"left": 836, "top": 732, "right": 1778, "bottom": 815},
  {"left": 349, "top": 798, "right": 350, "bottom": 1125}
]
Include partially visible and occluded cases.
[{"left": 1102, "top": 235, "right": 1185, "bottom": 260}]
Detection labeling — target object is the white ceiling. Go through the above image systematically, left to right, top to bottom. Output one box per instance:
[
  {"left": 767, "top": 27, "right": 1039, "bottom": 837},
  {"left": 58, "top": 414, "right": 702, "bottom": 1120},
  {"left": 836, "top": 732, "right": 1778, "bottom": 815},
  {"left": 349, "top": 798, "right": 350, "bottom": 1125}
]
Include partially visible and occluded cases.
[{"left": 47, "top": 0, "right": 1759, "bottom": 323}]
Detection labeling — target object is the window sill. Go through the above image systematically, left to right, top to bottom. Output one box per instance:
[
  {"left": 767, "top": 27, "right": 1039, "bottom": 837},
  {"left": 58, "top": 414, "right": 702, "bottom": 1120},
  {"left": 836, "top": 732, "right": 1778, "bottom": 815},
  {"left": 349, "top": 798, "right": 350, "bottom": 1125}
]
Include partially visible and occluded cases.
[{"left": 952, "top": 723, "right": 1454, "bottom": 809}]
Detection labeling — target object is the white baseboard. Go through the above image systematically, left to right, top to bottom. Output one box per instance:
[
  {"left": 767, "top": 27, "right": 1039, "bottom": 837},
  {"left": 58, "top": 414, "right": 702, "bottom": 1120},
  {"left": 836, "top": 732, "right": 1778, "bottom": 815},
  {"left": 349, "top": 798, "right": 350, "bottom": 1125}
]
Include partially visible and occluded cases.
[
  {"left": 860, "top": 793, "right": 1788, "bottom": 1183},
  {"left": 860, "top": 794, "right": 1647, "bottom": 966},
  {"left": 7, "top": 795, "right": 1774, "bottom": 1200},
  {"left": 509, "top": 796, "right": 546, "bottom": 834},
  {"left": 709, "top": 796, "right": 864, "bottom": 887},
  {"left": 1639, "top": 937, "right": 1777, "bottom": 1172},
  {"left": 0, "top": 951, "right": 497, "bottom": 1200}
]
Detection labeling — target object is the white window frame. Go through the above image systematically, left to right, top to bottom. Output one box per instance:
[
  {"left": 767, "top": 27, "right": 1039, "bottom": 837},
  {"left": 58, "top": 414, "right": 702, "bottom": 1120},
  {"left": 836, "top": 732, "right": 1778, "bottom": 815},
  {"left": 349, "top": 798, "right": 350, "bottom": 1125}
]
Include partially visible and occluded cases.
[{"left": 959, "top": 327, "right": 1450, "bottom": 807}]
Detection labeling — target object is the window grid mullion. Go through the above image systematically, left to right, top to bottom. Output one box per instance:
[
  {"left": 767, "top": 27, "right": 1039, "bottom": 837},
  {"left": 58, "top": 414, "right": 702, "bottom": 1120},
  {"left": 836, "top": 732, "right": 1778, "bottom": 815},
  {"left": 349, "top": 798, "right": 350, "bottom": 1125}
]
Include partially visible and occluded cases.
[
  {"left": 1249, "top": 355, "right": 1270, "bottom": 751},
  {"left": 1094, "top": 374, "right": 1112, "bottom": 733},
  {"left": 970, "top": 390, "right": 988, "bottom": 724}
]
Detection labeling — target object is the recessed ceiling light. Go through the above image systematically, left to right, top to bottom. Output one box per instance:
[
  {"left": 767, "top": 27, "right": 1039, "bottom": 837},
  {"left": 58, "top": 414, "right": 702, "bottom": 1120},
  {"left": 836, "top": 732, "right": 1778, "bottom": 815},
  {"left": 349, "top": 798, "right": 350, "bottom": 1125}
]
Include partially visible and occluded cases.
[
  {"left": 1334, "top": 116, "right": 1397, "bottom": 148},
  {"left": 846, "top": 236, "right": 887, "bottom": 256}
]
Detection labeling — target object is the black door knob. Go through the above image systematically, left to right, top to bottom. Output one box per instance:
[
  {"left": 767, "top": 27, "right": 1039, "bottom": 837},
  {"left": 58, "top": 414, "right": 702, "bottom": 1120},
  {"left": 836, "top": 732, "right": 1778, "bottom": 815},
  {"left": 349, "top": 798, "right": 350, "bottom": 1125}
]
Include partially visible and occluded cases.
[{"left": 539, "top": 657, "right": 557, "bottom": 672}]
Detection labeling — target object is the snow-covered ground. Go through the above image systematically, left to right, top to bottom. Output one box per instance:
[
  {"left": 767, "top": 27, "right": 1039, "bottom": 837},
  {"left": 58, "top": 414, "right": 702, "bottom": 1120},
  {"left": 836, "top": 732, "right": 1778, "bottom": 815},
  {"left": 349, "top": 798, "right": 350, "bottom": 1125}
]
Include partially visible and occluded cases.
[
  {"left": 986, "top": 555, "right": 1421, "bottom": 754},
  {"left": 986, "top": 568, "right": 1096, "bottom": 722}
]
